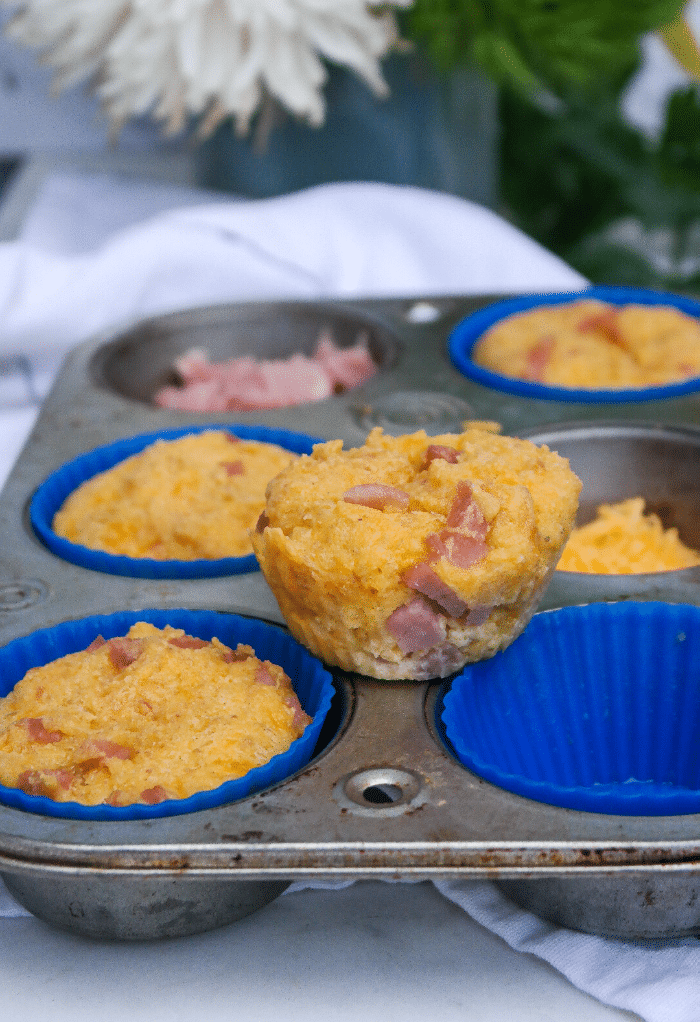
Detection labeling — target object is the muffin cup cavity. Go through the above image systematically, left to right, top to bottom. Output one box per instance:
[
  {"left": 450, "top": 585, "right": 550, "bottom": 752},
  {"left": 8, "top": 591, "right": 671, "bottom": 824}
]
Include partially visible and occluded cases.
[
  {"left": 90, "top": 300, "right": 401, "bottom": 407},
  {"left": 522, "top": 422, "right": 700, "bottom": 581},
  {"left": 30, "top": 423, "right": 322, "bottom": 578},
  {"left": 442, "top": 601, "right": 700, "bottom": 815},
  {"left": 0, "top": 608, "right": 335, "bottom": 820}
]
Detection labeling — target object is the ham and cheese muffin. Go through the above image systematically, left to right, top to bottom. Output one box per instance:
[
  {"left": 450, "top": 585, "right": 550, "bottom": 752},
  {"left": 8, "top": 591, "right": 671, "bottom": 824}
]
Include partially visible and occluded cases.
[
  {"left": 471, "top": 299, "right": 700, "bottom": 389},
  {"left": 252, "top": 425, "right": 581, "bottom": 680},
  {"left": 52, "top": 429, "right": 295, "bottom": 560},
  {"left": 0, "top": 622, "right": 310, "bottom": 807}
]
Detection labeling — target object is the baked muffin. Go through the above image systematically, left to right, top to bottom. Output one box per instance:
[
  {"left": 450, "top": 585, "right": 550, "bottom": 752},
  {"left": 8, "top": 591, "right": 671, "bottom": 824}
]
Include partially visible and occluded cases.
[
  {"left": 471, "top": 299, "right": 700, "bottom": 389},
  {"left": 252, "top": 425, "right": 581, "bottom": 680},
  {"left": 52, "top": 429, "right": 296, "bottom": 560},
  {"left": 0, "top": 622, "right": 310, "bottom": 806}
]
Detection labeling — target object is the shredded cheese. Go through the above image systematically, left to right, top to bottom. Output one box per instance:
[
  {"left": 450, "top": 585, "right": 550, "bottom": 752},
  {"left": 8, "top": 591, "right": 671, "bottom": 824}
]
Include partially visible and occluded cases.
[{"left": 556, "top": 497, "right": 700, "bottom": 574}]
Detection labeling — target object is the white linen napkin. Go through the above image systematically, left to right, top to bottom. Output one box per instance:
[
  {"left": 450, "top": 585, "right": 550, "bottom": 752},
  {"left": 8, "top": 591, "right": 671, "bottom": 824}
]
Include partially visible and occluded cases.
[
  {"left": 1, "top": 172, "right": 697, "bottom": 1022},
  {"left": 0, "top": 175, "right": 587, "bottom": 358}
]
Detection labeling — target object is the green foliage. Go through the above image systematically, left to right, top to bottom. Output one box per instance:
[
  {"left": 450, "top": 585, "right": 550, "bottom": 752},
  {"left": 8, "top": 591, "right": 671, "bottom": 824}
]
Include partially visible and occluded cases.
[
  {"left": 406, "top": 0, "right": 685, "bottom": 96},
  {"left": 498, "top": 83, "right": 700, "bottom": 295}
]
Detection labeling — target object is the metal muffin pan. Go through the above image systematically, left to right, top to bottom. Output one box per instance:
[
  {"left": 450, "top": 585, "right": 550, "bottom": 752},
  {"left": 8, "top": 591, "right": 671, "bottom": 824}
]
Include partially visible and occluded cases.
[{"left": 1, "top": 293, "right": 700, "bottom": 941}]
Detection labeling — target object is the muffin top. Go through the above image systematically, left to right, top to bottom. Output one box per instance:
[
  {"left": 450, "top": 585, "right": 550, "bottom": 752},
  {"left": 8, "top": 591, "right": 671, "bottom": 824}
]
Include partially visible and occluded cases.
[
  {"left": 471, "top": 300, "right": 700, "bottom": 389},
  {"left": 256, "top": 425, "right": 581, "bottom": 630},
  {"left": 52, "top": 429, "right": 296, "bottom": 560},
  {"left": 0, "top": 622, "right": 310, "bottom": 807}
]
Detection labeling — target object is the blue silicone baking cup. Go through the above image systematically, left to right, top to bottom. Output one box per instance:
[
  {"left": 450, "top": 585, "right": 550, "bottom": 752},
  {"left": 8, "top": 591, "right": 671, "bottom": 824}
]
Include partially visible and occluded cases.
[
  {"left": 448, "top": 285, "right": 700, "bottom": 403},
  {"left": 29, "top": 423, "right": 321, "bottom": 578},
  {"left": 442, "top": 601, "right": 700, "bottom": 816},
  {"left": 0, "top": 608, "right": 335, "bottom": 820}
]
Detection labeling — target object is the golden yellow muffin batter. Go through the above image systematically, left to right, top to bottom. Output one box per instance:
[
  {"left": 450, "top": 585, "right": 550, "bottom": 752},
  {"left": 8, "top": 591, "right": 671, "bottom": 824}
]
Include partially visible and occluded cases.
[
  {"left": 472, "top": 300, "right": 700, "bottom": 389},
  {"left": 252, "top": 425, "right": 581, "bottom": 680},
  {"left": 52, "top": 430, "right": 296, "bottom": 560},
  {"left": 557, "top": 498, "right": 700, "bottom": 574},
  {"left": 0, "top": 622, "right": 310, "bottom": 807}
]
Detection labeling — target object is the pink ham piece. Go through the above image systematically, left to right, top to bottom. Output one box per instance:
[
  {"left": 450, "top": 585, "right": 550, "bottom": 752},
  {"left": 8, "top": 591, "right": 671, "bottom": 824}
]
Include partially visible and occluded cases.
[
  {"left": 577, "top": 308, "right": 622, "bottom": 346},
  {"left": 313, "top": 330, "right": 376, "bottom": 390},
  {"left": 153, "top": 332, "right": 377, "bottom": 412},
  {"left": 523, "top": 335, "right": 555, "bottom": 381},
  {"left": 422, "top": 444, "right": 459, "bottom": 468},
  {"left": 221, "top": 460, "right": 244, "bottom": 476},
  {"left": 446, "top": 481, "right": 488, "bottom": 540},
  {"left": 343, "top": 483, "right": 410, "bottom": 511},
  {"left": 425, "top": 530, "right": 488, "bottom": 569},
  {"left": 440, "top": 530, "right": 488, "bottom": 568},
  {"left": 401, "top": 562, "right": 469, "bottom": 617},
  {"left": 385, "top": 595, "right": 445, "bottom": 654},
  {"left": 462, "top": 605, "right": 492, "bottom": 627},
  {"left": 86, "top": 635, "right": 106, "bottom": 653},
  {"left": 168, "top": 635, "right": 209, "bottom": 649},
  {"left": 107, "top": 637, "right": 145, "bottom": 671},
  {"left": 222, "top": 643, "right": 254, "bottom": 663},
  {"left": 254, "top": 664, "right": 276, "bottom": 686},
  {"left": 284, "top": 693, "right": 309, "bottom": 729},
  {"left": 18, "top": 717, "right": 63, "bottom": 744},
  {"left": 90, "top": 739, "right": 135, "bottom": 760},
  {"left": 16, "top": 768, "right": 71, "bottom": 797},
  {"left": 140, "top": 785, "right": 167, "bottom": 804},
  {"left": 104, "top": 790, "right": 126, "bottom": 807}
]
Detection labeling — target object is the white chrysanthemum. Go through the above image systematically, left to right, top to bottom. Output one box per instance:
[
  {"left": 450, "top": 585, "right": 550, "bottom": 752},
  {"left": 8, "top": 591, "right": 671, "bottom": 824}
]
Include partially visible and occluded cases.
[{"left": 2, "top": 0, "right": 411, "bottom": 135}]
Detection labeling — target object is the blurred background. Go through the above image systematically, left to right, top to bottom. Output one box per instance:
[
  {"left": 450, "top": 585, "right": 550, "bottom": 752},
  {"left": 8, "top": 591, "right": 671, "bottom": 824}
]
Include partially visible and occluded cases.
[{"left": 0, "top": 0, "right": 700, "bottom": 295}]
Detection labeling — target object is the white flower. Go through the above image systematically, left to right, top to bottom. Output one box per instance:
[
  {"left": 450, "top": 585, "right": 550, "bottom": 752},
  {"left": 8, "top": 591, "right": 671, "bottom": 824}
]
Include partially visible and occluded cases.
[{"left": 2, "top": 0, "right": 411, "bottom": 135}]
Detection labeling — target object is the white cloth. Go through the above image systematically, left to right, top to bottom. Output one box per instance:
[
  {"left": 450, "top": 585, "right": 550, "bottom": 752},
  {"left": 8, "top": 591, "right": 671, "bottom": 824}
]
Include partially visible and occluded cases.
[
  {"left": 2, "top": 172, "right": 697, "bottom": 1022},
  {"left": 0, "top": 174, "right": 586, "bottom": 358}
]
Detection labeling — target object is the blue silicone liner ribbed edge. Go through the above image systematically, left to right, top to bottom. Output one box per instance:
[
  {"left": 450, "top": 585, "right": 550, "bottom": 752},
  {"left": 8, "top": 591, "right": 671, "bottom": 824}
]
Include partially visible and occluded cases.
[
  {"left": 448, "top": 285, "right": 700, "bottom": 404},
  {"left": 29, "top": 424, "right": 322, "bottom": 579},
  {"left": 441, "top": 602, "right": 700, "bottom": 817},
  {"left": 0, "top": 609, "right": 335, "bottom": 820}
]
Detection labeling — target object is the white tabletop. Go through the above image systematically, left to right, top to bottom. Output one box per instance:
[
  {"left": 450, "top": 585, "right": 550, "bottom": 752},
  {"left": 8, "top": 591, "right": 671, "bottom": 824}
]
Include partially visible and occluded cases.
[{"left": 0, "top": 881, "right": 640, "bottom": 1022}]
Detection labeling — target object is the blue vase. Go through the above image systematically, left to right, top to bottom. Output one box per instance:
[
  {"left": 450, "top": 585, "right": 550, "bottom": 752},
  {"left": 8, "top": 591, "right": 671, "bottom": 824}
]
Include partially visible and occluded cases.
[{"left": 195, "top": 53, "right": 498, "bottom": 206}]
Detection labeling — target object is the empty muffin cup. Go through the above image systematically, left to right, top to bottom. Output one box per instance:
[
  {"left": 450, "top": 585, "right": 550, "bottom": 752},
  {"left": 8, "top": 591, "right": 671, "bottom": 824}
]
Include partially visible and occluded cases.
[
  {"left": 30, "top": 423, "right": 321, "bottom": 578},
  {"left": 442, "top": 601, "right": 700, "bottom": 815},
  {"left": 0, "top": 608, "right": 335, "bottom": 820}
]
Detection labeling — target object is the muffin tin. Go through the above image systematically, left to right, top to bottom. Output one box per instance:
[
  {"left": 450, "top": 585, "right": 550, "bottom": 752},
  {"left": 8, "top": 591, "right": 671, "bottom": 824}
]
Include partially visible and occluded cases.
[{"left": 1, "top": 293, "right": 700, "bottom": 941}]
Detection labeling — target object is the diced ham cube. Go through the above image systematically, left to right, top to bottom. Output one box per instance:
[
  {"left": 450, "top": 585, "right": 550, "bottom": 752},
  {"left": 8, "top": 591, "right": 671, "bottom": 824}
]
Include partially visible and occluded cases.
[
  {"left": 577, "top": 308, "right": 622, "bottom": 345},
  {"left": 314, "top": 331, "right": 376, "bottom": 390},
  {"left": 523, "top": 335, "right": 555, "bottom": 380},
  {"left": 422, "top": 444, "right": 459, "bottom": 468},
  {"left": 221, "top": 460, "right": 244, "bottom": 476},
  {"left": 446, "top": 481, "right": 488, "bottom": 539},
  {"left": 343, "top": 484, "right": 410, "bottom": 511},
  {"left": 439, "top": 530, "right": 488, "bottom": 568},
  {"left": 401, "top": 562, "right": 469, "bottom": 617},
  {"left": 385, "top": 596, "right": 445, "bottom": 653},
  {"left": 462, "top": 605, "right": 492, "bottom": 627},
  {"left": 168, "top": 635, "right": 209, "bottom": 649},
  {"left": 107, "top": 637, "right": 145, "bottom": 671},
  {"left": 222, "top": 643, "right": 255, "bottom": 663},
  {"left": 254, "top": 664, "right": 276, "bottom": 686},
  {"left": 284, "top": 692, "right": 311, "bottom": 730},
  {"left": 18, "top": 717, "right": 63, "bottom": 743},
  {"left": 90, "top": 739, "right": 135, "bottom": 760},
  {"left": 140, "top": 785, "right": 167, "bottom": 804}
]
